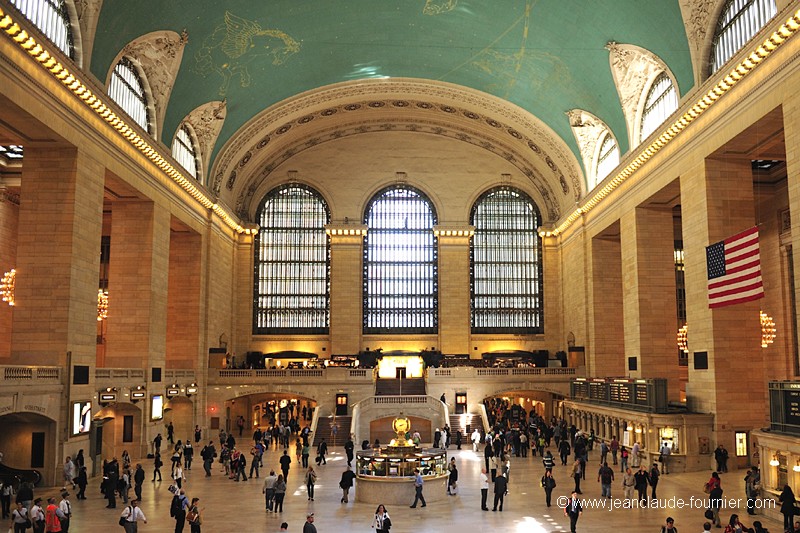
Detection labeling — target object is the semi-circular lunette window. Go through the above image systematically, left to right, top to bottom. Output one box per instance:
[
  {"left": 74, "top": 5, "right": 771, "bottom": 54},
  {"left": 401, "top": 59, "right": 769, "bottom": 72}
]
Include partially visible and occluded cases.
[
  {"left": 9, "top": 0, "right": 75, "bottom": 60},
  {"left": 710, "top": 0, "right": 777, "bottom": 74},
  {"left": 108, "top": 57, "right": 152, "bottom": 134},
  {"left": 640, "top": 72, "right": 678, "bottom": 143},
  {"left": 172, "top": 124, "right": 200, "bottom": 180},
  {"left": 594, "top": 131, "right": 620, "bottom": 188}
]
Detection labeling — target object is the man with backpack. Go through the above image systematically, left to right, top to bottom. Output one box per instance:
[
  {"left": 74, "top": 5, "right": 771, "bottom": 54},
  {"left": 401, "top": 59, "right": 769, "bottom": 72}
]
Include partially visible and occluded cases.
[
  {"left": 200, "top": 442, "right": 216, "bottom": 477},
  {"left": 597, "top": 462, "right": 614, "bottom": 499},
  {"left": 170, "top": 488, "right": 189, "bottom": 533}
]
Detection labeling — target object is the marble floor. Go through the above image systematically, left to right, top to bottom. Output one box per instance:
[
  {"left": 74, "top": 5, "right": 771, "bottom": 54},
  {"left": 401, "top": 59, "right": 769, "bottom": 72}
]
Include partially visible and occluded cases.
[{"left": 30, "top": 443, "right": 784, "bottom": 533}]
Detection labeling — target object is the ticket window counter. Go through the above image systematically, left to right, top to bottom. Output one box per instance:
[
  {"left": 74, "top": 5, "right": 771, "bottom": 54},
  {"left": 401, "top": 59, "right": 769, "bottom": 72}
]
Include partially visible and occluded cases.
[
  {"left": 455, "top": 393, "right": 467, "bottom": 414},
  {"left": 658, "top": 427, "right": 680, "bottom": 454}
]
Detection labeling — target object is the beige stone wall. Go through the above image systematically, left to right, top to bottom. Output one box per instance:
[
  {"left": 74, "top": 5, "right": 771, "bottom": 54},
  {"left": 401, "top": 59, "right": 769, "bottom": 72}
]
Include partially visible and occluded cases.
[
  {"left": 0, "top": 196, "right": 18, "bottom": 360},
  {"left": 166, "top": 230, "right": 202, "bottom": 368}
]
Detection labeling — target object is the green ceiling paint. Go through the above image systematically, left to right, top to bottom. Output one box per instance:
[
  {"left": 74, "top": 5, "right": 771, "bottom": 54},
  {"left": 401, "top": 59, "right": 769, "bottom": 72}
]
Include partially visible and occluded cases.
[{"left": 91, "top": 0, "right": 693, "bottom": 172}]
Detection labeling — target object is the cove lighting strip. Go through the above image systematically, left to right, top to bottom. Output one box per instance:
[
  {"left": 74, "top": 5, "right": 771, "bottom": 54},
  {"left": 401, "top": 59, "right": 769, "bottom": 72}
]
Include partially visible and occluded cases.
[
  {"left": 0, "top": 7, "right": 255, "bottom": 236},
  {"left": 546, "top": 8, "right": 800, "bottom": 237}
]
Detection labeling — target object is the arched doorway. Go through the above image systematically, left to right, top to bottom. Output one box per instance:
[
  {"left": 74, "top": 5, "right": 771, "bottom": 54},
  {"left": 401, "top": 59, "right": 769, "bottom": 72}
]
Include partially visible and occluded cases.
[
  {"left": 483, "top": 390, "right": 564, "bottom": 428},
  {"left": 224, "top": 392, "right": 317, "bottom": 439},
  {"left": 164, "top": 396, "right": 194, "bottom": 446},
  {"left": 0, "top": 412, "right": 57, "bottom": 486}
]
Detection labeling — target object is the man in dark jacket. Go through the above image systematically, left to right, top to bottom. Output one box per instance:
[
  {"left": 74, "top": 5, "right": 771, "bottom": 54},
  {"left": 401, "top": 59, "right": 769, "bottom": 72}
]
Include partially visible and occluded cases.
[
  {"left": 344, "top": 438, "right": 355, "bottom": 466},
  {"left": 133, "top": 464, "right": 145, "bottom": 501},
  {"left": 339, "top": 466, "right": 356, "bottom": 503},
  {"left": 492, "top": 471, "right": 508, "bottom": 512},
  {"left": 564, "top": 491, "right": 583, "bottom": 533}
]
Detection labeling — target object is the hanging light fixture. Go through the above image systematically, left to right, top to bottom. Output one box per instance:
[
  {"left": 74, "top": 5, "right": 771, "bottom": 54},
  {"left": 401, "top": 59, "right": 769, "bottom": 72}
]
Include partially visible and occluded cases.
[
  {"left": 1, "top": 268, "right": 15, "bottom": 306},
  {"left": 97, "top": 288, "right": 109, "bottom": 321},
  {"left": 761, "top": 310, "right": 776, "bottom": 348},
  {"left": 677, "top": 324, "right": 688, "bottom": 353},
  {"left": 769, "top": 455, "right": 780, "bottom": 467}
]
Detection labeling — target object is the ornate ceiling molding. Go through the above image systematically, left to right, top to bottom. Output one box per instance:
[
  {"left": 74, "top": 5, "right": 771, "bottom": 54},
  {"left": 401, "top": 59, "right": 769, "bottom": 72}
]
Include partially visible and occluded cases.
[
  {"left": 678, "top": 0, "right": 725, "bottom": 83},
  {"left": 110, "top": 30, "right": 189, "bottom": 142},
  {"left": 606, "top": 42, "right": 673, "bottom": 149},
  {"left": 211, "top": 78, "right": 584, "bottom": 219},
  {"left": 181, "top": 100, "right": 227, "bottom": 184},
  {"left": 567, "top": 109, "right": 614, "bottom": 190},
  {"left": 234, "top": 114, "right": 564, "bottom": 224}
]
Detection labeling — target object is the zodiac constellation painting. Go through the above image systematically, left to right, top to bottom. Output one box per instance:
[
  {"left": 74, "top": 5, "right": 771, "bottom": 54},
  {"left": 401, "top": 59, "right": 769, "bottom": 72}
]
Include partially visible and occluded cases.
[
  {"left": 423, "top": 0, "right": 458, "bottom": 15},
  {"left": 195, "top": 11, "right": 300, "bottom": 96}
]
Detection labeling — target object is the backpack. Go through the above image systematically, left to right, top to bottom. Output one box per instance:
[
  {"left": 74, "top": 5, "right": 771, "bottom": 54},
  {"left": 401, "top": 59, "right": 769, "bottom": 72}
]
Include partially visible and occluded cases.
[{"left": 170, "top": 495, "right": 181, "bottom": 518}]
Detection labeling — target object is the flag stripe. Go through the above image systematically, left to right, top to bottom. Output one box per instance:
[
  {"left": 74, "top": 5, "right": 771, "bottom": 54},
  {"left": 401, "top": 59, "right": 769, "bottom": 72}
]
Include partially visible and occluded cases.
[{"left": 707, "top": 226, "right": 765, "bottom": 308}]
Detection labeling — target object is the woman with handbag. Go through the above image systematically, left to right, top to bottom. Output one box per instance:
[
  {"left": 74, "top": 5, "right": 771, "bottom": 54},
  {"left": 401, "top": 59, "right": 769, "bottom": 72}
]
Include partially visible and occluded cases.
[
  {"left": 305, "top": 466, "right": 317, "bottom": 501},
  {"left": 274, "top": 474, "right": 286, "bottom": 512},
  {"left": 186, "top": 497, "right": 202, "bottom": 533},
  {"left": 10, "top": 502, "right": 29, "bottom": 533},
  {"left": 371, "top": 504, "right": 391, "bottom": 533}
]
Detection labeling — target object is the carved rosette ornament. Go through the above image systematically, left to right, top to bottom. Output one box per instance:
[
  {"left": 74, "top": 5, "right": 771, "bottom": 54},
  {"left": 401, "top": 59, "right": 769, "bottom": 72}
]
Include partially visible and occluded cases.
[
  {"left": 119, "top": 30, "right": 189, "bottom": 141},
  {"left": 605, "top": 42, "right": 672, "bottom": 148},
  {"left": 183, "top": 100, "right": 227, "bottom": 184}
]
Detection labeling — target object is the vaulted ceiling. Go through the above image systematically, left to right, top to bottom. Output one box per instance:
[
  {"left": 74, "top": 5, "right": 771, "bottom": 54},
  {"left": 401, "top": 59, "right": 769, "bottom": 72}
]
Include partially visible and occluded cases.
[{"left": 90, "top": 0, "right": 695, "bottom": 184}]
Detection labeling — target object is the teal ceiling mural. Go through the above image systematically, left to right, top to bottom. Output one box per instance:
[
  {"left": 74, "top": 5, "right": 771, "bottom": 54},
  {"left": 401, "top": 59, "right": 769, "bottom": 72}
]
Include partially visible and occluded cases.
[{"left": 91, "top": 0, "right": 694, "bottom": 170}]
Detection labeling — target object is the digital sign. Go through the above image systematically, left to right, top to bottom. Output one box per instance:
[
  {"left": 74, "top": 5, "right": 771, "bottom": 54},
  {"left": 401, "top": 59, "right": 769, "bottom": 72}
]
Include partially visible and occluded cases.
[
  {"left": 570, "top": 378, "right": 668, "bottom": 413},
  {"left": 769, "top": 382, "right": 800, "bottom": 435},
  {"left": 151, "top": 394, "right": 164, "bottom": 421},
  {"left": 72, "top": 401, "right": 91, "bottom": 435}
]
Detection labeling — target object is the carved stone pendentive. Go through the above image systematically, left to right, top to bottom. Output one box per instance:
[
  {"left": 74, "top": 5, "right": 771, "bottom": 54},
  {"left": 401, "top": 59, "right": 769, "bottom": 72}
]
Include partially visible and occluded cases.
[
  {"left": 73, "top": 0, "right": 104, "bottom": 69},
  {"left": 678, "top": 0, "right": 723, "bottom": 82},
  {"left": 111, "top": 30, "right": 189, "bottom": 142},
  {"left": 605, "top": 42, "right": 673, "bottom": 149},
  {"left": 209, "top": 78, "right": 584, "bottom": 208},
  {"left": 181, "top": 100, "right": 227, "bottom": 184},
  {"left": 567, "top": 109, "right": 616, "bottom": 191},
  {"left": 231, "top": 116, "right": 563, "bottom": 224}
]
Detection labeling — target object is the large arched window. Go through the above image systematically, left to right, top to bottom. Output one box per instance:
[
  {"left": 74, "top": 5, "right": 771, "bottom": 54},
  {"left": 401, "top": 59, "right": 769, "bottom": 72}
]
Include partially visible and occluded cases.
[
  {"left": 9, "top": 0, "right": 76, "bottom": 61},
  {"left": 710, "top": 0, "right": 777, "bottom": 74},
  {"left": 108, "top": 57, "right": 152, "bottom": 134},
  {"left": 640, "top": 72, "right": 678, "bottom": 142},
  {"left": 172, "top": 124, "right": 200, "bottom": 180},
  {"left": 594, "top": 131, "right": 620, "bottom": 188},
  {"left": 253, "top": 184, "right": 330, "bottom": 334},
  {"left": 363, "top": 185, "right": 438, "bottom": 334},
  {"left": 470, "top": 187, "right": 543, "bottom": 333}
]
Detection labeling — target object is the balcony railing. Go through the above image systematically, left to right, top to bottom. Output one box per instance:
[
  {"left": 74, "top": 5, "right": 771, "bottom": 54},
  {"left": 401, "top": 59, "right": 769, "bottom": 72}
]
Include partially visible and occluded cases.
[
  {"left": 1, "top": 365, "right": 62, "bottom": 382},
  {"left": 430, "top": 366, "right": 580, "bottom": 378}
]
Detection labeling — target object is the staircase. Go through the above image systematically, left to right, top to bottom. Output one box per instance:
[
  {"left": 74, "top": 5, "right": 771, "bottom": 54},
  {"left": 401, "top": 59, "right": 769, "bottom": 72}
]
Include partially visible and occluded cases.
[
  {"left": 374, "top": 377, "right": 426, "bottom": 396},
  {"left": 448, "top": 413, "right": 481, "bottom": 442},
  {"left": 312, "top": 415, "right": 351, "bottom": 448}
]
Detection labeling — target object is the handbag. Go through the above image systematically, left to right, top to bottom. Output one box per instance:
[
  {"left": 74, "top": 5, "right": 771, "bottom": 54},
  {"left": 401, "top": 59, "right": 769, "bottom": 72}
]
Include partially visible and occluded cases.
[
  {"left": 703, "top": 482, "right": 711, "bottom": 494},
  {"left": 704, "top": 509, "right": 714, "bottom": 520},
  {"left": 118, "top": 516, "right": 127, "bottom": 526}
]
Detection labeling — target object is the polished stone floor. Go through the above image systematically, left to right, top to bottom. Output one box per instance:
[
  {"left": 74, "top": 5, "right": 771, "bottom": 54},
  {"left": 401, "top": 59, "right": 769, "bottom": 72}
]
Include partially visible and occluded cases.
[{"left": 33, "top": 442, "right": 784, "bottom": 532}]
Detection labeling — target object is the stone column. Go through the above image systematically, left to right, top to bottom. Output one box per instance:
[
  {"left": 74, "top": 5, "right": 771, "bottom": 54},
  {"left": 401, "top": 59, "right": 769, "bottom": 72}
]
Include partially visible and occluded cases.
[
  {"left": 785, "top": 91, "right": 800, "bottom": 378},
  {"left": 11, "top": 147, "right": 103, "bottom": 367},
  {"left": 681, "top": 157, "right": 765, "bottom": 445},
  {"left": 0, "top": 191, "right": 19, "bottom": 360},
  {"left": 105, "top": 201, "right": 170, "bottom": 370},
  {"left": 620, "top": 207, "right": 681, "bottom": 401},
  {"left": 327, "top": 224, "right": 367, "bottom": 355},
  {"left": 435, "top": 226, "right": 473, "bottom": 354},
  {"left": 166, "top": 229, "right": 201, "bottom": 369},
  {"left": 591, "top": 231, "right": 625, "bottom": 376}
]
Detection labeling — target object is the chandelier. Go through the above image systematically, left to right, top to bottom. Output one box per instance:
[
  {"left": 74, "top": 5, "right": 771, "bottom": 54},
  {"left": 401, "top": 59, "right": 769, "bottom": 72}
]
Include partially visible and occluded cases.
[
  {"left": 1, "top": 268, "right": 15, "bottom": 306},
  {"left": 97, "top": 289, "right": 108, "bottom": 321},
  {"left": 761, "top": 310, "right": 776, "bottom": 348},
  {"left": 677, "top": 324, "right": 688, "bottom": 353}
]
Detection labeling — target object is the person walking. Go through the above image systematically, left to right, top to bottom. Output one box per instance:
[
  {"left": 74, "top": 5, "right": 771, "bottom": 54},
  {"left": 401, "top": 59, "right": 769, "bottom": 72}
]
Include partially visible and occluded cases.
[
  {"left": 610, "top": 436, "right": 619, "bottom": 465},
  {"left": 344, "top": 438, "right": 355, "bottom": 467},
  {"left": 316, "top": 439, "right": 327, "bottom": 465},
  {"left": 559, "top": 439, "right": 571, "bottom": 466},
  {"left": 183, "top": 441, "right": 193, "bottom": 471},
  {"left": 200, "top": 442, "right": 216, "bottom": 477},
  {"left": 659, "top": 442, "right": 671, "bottom": 474},
  {"left": 280, "top": 450, "right": 292, "bottom": 479},
  {"left": 542, "top": 450, "right": 555, "bottom": 473},
  {"left": 152, "top": 453, "right": 163, "bottom": 482},
  {"left": 63, "top": 457, "right": 76, "bottom": 490},
  {"left": 571, "top": 459, "right": 582, "bottom": 494},
  {"left": 447, "top": 460, "right": 458, "bottom": 496},
  {"left": 597, "top": 462, "right": 613, "bottom": 499},
  {"left": 649, "top": 462, "right": 660, "bottom": 501},
  {"left": 172, "top": 463, "right": 185, "bottom": 490},
  {"left": 133, "top": 465, "right": 144, "bottom": 502},
  {"left": 634, "top": 465, "right": 650, "bottom": 506},
  {"left": 305, "top": 466, "right": 317, "bottom": 501},
  {"left": 339, "top": 466, "right": 356, "bottom": 503},
  {"left": 75, "top": 467, "right": 87, "bottom": 500},
  {"left": 622, "top": 467, "right": 635, "bottom": 502},
  {"left": 745, "top": 467, "right": 760, "bottom": 516},
  {"left": 480, "top": 468, "right": 489, "bottom": 511},
  {"left": 409, "top": 469, "right": 426, "bottom": 508},
  {"left": 492, "top": 469, "right": 508, "bottom": 512},
  {"left": 541, "top": 469, "right": 556, "bottom": 508},
  {"left": 263, "top": 470, "right": 278, "bottom": 511},
  {"left": 274, "top": 474, "right": 286, "bottom": 513},
  {"left": 1, "top": 480, "right": 12, "bottom": 519},
  {"left": 710, "top": 482, "right": 724, "bottom": 529},
  {"left": 170, "top": 489, "right": 189, "bottom": 533},
  {"left": 57, "top": 491, "right": 71, "bottom": 533},
  {"left": 564, "top": 491, "right": 582, "bottom": 533},
  {"left": 44, "top": 497, "right": 64, "bottom": 533},
  {"left": 30, "top": 498, "right": 44, "bottom": 533},
  {"left": 119, "top": 499, "right": 147, "bottom": 533},
  {"left": 11, "top": 502, "right": 30, "bottom": 533},
  {"left": 371, "top": 504, "right": 391, "bottom": 533},
  {"left": 303, "top": 513, "right": 317, "bottom": 533},
  {"left": 660, "top": 516, "right": 677, "bottom": 533}
]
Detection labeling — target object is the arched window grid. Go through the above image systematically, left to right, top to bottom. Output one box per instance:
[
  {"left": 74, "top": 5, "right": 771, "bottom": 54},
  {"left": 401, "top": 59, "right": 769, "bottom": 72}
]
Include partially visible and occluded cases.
[
  {"left": 9, "top": 0, "right": 75, "bottom": 60},
  {"left": 710, "top": 0, "right": 777, "bottom": 74},
  {"left": 108, "top": 57, "right": 152, "bottom": 134},
  {"left": 639, "top": 72, "right": 678, "bottom": 143},
  {"left": 172, "top": 124, "right": 200, "bottom": 180},
  {"left": 594, "top": 131, "right": 619, "bottom": 188},
  {"left": 253, "top": 184, "right": 331, "bottom": 335},
  {"left": 363, "top": 185, "right": 438, "bottom": 334},
  {"left": 470, "top": 186, "right": 543, "bottom": 334}
]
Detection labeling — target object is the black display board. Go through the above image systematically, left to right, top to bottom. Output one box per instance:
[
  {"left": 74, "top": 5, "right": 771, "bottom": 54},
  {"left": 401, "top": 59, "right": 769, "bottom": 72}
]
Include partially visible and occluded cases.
[
  {"left": 570, "top": 378, "right": 668, "bottom": 413},
  {"left": 769, "top": 381, "right": 800, "bottom": 435}
]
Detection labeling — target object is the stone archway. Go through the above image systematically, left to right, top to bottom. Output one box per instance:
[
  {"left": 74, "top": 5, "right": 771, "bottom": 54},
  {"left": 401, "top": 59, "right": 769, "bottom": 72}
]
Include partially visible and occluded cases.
[
  {"left": 95, "top": 402, "right": 144, "bottom": 462},
  {"left": 0, "top": 412, "right": 57, "bottom": 486}
]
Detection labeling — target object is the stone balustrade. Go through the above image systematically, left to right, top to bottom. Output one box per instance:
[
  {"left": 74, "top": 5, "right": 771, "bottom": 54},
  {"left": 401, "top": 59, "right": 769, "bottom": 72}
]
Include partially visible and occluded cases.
[{"left": 1, "top": 365, "right": 62, "bottom": 382}]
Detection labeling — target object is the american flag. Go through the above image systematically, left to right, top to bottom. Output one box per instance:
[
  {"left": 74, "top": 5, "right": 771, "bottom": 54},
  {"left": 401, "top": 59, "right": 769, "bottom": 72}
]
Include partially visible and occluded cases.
[{"left": 706, "top": 226, "right": 764, "bottom": 309}]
